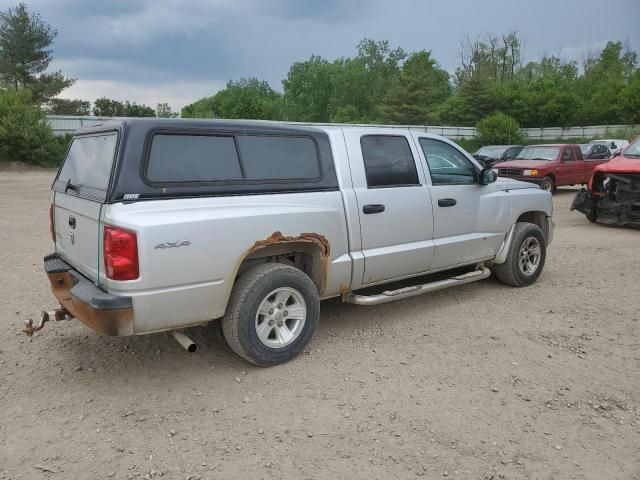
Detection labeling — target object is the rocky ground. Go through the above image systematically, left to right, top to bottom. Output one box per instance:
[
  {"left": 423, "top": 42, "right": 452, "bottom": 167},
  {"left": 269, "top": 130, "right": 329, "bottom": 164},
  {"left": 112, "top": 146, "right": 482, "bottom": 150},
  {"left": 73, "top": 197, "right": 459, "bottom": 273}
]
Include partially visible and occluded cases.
[{"left": 0, "top": 171, "right": 638, "bottom": 479}]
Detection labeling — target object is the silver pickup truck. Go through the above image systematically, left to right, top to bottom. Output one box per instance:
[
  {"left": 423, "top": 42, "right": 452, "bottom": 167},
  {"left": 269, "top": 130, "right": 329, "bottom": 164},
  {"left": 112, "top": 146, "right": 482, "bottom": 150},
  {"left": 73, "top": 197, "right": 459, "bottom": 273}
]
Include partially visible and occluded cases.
[{"left": 34, "top": 119, "right": 554, "bottom": 366}]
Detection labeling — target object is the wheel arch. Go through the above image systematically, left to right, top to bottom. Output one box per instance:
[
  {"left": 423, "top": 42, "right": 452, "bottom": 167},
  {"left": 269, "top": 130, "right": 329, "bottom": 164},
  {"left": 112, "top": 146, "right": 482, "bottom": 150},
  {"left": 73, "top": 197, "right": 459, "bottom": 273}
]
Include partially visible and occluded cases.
[
  {"left": 494, "top": 211, "right": 550, "bottom": 264},
  {"left": 516, "top": 211, "right": 549, "bottom": 241},
  {"left": 232, "top": 232, "right": 329, "bottom": 296}
]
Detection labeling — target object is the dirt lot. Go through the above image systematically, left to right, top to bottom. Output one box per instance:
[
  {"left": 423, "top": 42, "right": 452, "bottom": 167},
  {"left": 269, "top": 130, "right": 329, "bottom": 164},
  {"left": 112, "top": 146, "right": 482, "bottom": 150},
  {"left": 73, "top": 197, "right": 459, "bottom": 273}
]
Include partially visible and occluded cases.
[{"left": 1, "top": 171, "right": 639, "bottom": 480}]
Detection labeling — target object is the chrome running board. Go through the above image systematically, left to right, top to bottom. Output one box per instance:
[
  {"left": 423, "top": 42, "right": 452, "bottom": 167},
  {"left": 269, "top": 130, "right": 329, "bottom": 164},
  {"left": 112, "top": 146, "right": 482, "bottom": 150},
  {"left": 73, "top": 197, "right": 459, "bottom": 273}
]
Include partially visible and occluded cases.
[{"left": 343, "top": 268, "right": 491, "bottom": 306}]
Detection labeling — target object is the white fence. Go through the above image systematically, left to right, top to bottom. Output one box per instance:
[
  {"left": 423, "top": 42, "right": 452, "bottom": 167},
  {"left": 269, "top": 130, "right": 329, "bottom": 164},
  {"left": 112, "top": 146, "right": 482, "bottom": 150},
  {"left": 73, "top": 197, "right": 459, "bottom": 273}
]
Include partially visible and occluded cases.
[{"left": 45, "top": 115, "right": 637, "bottom": 141}]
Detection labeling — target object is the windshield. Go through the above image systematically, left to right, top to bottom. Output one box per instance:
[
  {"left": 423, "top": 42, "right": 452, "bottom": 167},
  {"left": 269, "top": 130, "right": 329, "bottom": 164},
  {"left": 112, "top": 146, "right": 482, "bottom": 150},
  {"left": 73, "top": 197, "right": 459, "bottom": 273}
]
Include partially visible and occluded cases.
[
  {"left": 623, "top": 137, "right": 640, "bottom": 157},
  {"left": 580, "top": 144, "right": 590, "bottom": 154},
  {"left": 475, "top": 146, "right": 507, "bottom": 157},
  {"left": 515, "top": 146, "right": 560, "bottom": 161}
]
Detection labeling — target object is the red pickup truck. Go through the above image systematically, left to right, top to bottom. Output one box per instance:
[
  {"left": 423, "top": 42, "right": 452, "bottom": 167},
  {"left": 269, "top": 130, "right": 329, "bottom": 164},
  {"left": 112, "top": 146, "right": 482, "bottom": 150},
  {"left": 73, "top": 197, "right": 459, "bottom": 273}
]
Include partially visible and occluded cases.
[{"left": 492, "top": 144, "right": 609, "bottom": 192}]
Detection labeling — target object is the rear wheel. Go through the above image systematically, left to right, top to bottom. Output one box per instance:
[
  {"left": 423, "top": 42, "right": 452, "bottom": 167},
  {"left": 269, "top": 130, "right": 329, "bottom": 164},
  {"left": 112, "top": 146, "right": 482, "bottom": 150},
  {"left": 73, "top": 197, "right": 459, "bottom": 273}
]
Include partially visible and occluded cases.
[
  {"left": 540, "top": 176, "right": 555, "bottom": 193},
  {"left": 492, "top": 222, "right": 546, "bottom": 287},
  {"left": 222, "top": 263, "right": 320, "bottom": 366}
]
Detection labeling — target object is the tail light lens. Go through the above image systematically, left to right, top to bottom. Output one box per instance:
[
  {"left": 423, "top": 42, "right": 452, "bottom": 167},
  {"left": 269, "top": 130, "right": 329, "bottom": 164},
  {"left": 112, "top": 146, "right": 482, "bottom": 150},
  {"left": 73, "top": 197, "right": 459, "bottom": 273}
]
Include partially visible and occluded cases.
[
  {"left": 49, "top": 204, "right": 55, "bottom": 242},
  {"left": 104, "top": 225, "right": 139, "bottom": 280}
]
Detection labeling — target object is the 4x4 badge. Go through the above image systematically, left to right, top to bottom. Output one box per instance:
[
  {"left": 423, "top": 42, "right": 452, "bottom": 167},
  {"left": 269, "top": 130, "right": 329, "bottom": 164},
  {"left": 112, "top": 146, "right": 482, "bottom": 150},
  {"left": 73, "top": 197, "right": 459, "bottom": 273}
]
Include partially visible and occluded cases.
[{"left": 154, "top": 240, "right": 191, "bottom": 250}]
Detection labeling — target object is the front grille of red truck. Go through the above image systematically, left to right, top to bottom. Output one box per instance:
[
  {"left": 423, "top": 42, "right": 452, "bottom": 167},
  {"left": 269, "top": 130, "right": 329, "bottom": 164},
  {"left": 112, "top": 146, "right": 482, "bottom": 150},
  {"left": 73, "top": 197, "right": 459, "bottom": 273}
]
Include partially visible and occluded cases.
[{"left": 498, "top": 168, "right": 524, "bottom": 176}]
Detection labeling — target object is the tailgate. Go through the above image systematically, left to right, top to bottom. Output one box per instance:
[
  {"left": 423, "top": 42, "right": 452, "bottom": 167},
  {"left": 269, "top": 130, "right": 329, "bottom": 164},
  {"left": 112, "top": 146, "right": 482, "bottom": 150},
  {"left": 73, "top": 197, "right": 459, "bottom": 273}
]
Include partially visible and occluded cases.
[
  {"left": 53, "top": 132, "right": 118, "bottom": 284},
  {"left": 54, "top": 194, "right": 103, "bottom": 282}
]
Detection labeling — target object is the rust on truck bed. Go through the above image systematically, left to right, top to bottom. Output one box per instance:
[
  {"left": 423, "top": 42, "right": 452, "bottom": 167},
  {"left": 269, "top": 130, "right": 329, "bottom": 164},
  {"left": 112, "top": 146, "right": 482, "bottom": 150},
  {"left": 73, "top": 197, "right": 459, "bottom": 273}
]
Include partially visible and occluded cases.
[
  {"left": 247, "top": 231, "right": 331, "bottom": 293},
  {"left": 249, "top": 231, "right": 330, "bottom": 257}
]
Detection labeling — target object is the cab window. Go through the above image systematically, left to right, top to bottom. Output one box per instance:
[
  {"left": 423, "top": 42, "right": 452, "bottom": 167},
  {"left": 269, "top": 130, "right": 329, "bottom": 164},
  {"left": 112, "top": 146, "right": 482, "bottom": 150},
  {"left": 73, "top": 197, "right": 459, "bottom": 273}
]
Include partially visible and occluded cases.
[
  {"left": 360, "top": 135, "right": 419, "bottom": 188},
  {"left": 419, "top": 138, "right": 477, "bottom": 185},
  {"left": 562, "top": 147, "right": 574, "bottom": 161}
]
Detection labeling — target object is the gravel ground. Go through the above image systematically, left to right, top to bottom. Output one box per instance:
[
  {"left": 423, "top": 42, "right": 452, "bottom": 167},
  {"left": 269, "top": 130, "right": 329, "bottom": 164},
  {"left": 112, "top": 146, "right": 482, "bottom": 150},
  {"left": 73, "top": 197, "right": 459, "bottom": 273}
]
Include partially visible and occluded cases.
[{"left": 1, "top": 171, "right": 639, "bottom": 480}]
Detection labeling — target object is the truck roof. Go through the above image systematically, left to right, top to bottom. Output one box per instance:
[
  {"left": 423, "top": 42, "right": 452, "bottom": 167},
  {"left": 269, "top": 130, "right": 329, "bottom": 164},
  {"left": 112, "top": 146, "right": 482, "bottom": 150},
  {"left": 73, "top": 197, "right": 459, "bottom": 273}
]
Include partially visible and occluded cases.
[{"left": 74, "top": 118, "right": 328, "bottom": 137}]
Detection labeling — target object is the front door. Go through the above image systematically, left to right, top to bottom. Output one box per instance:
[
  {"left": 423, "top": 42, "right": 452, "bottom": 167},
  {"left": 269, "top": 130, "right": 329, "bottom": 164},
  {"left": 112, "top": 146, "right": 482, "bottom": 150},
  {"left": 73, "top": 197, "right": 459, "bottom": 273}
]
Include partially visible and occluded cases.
[
  {"left": 344, "top": 130, "right": 435, "bottom": 285},
  {"left": 413, "top": 135, "right": 510, "bottom": 271},
  {"left": 556, "top": 146, "right": 578, "bottom": 184}
]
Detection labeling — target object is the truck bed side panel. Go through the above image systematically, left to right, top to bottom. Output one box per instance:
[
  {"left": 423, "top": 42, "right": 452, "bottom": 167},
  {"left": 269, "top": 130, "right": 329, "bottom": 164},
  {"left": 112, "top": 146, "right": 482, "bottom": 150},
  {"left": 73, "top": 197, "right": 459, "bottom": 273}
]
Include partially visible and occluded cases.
[{"left": 104, "top": 192, "right": 350, "bottom": 334}]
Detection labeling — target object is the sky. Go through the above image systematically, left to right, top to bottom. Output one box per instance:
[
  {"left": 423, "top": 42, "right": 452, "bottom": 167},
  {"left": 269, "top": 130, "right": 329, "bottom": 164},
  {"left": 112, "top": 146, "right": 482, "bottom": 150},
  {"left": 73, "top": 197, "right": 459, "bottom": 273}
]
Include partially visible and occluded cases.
[{"left": 3, "top": 0, "right": 640, "bottom": 112}]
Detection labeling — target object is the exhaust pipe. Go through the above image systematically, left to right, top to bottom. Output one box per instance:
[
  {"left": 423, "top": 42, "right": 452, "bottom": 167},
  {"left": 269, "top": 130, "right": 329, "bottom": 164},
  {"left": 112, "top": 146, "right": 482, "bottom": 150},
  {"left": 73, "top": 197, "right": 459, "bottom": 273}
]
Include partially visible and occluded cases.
[{"left": 171, "top": 330, "right": 197, "bottom": 353}]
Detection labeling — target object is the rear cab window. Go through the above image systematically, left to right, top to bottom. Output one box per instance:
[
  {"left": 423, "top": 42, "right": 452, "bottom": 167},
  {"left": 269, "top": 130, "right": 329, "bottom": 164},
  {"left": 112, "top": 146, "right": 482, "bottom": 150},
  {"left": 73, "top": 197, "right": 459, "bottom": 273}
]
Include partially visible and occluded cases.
[
  {"left": 55, "top": 132, "right": 118, "bottom": 202},
  {"left": 562, "top": 147, "right": 574, "bottom": 161}
]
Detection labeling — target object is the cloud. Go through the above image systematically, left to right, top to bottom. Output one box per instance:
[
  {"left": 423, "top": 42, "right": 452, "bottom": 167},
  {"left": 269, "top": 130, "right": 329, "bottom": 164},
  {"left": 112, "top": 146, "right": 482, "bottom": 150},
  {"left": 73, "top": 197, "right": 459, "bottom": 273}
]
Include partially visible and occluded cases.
[{"left": 57, "top": 78, "right": 226, "bottom": 112}]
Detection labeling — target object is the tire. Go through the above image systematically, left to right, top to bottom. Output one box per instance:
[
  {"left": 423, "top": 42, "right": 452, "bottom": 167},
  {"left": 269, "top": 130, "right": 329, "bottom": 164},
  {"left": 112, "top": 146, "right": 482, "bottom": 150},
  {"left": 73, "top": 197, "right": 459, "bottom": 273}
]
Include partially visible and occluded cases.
[
  {"left": 540, "top": 176, "right": 555, "bottom": 193},
  {"left": 586, "top": 207, "right": 597, "bottom": 223},
  {"left": 492, "top": 222, "right": 547, "bottom": 287},
  {"left": 222, "top": 263, "right": 320, "bottom": 366}
]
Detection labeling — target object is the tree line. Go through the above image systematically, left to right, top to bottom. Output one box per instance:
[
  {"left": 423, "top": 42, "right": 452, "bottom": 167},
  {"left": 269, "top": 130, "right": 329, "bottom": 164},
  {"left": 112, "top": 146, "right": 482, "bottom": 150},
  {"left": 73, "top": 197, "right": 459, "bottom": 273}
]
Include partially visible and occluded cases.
[{"left": 182, "top": 35, "right": 640, "bottom": 128}]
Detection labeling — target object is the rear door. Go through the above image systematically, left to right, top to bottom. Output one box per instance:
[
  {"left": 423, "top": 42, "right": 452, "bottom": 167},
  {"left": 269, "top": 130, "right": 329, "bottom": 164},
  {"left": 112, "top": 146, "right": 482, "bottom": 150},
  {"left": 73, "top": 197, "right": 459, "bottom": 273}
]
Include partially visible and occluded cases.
[
  {"left": 344, "top": 130, "right": 435, "bottom": 284},
  {"left": 53, "top": 132, "right": 119, "bottom": 283}
]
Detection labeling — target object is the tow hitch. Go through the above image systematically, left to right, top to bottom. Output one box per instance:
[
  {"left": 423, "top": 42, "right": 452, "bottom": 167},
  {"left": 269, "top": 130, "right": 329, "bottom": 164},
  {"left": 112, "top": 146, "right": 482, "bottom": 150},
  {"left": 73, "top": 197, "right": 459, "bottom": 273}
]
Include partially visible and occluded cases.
[{"left": 24, "top": 309, "right": 71, "bottom": 336}]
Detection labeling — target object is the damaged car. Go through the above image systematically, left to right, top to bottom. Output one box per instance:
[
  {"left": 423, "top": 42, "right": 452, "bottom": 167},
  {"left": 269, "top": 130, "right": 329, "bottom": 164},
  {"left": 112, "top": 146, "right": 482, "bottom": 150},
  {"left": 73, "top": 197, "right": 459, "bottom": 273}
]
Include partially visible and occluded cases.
[{"left": 572, "top": 136, "right": 640, "bottom": 227}]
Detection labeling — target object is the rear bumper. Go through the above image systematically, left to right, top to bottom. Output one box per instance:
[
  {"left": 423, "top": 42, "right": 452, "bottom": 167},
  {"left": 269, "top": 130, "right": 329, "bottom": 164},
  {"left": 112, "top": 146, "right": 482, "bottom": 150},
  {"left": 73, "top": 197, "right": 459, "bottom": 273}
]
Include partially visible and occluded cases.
[{"left": 44, "top": 254, "right": 133, "bottom": 336}]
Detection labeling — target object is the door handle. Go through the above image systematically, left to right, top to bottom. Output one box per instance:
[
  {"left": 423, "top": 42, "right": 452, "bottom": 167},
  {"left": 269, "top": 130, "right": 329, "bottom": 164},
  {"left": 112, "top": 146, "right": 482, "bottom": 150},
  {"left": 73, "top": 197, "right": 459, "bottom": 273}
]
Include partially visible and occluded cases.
[
  {"left": 438, "top": 198, "right": 457, "bottom": 207},
  {"left": 362, "top": 204, "right": 385, "bottom": 214},
  {"left": 68, "top": 215, "right": 76, "bottom": 229}
]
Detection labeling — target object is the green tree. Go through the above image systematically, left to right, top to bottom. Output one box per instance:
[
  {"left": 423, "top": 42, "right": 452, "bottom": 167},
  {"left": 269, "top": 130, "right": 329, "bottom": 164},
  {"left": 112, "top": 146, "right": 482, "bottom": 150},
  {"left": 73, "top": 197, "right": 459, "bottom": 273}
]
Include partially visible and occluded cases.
[
  {"left": 0, "top": 3, "right": 73, "bottom": 104},
  {"left": 442, "top": 32, "right": 524, "bottom": 125},
  {"left": 329, "top": 39, "right": 406, "bottom": 122},
  {"left": 579, "top": 41, "right": 638, "bottom": 124},
  {"left": 378, "top": 51, "right": 451, "bottom": 124},
  {"left": 282, "top": 55, "right": 334, "bottom": 122},
  {"left": 506, "top": 56, "right": 581, "bottom": 127},
  {"left": 618, "top": 70, "right": 640, "bottom": 124},
  {"left": 209, "top": 78, "right": 281, "bottom": 120},
  {"left": 183, "top": 79, "right": 281, "bottom": 120},
  {"left": 0, "top": 87, "right": 65, "bottom": 165},
  {"left": 181, "top": 96, "right": 216, "bottom": 118},
  {"left": 92, "top": 97, "right": 155, "bottom": 117},
  {"left": 92, "top": 97, "right": 125, "bottom": 116},
  {"left": 47, "top": 98, "right": 91, "bottom": 116},
  {"left": 123, "top": 101, "right": 155, "bottom": 117},
  {"left": 156, "top": 102, "right": 178, "bottom": 118},
  {"left": 475, "top": 112, "right": 524, "bottom": 145}
]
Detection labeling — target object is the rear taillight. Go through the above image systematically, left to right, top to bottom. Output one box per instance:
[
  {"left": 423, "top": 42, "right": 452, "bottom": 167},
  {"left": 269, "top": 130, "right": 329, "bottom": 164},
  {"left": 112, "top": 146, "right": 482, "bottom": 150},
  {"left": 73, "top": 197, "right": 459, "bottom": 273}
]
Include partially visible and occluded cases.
[
  {"left": 49, "top": 204, "right": 55, "bottom": 242},
  {"left": 103, "top": 225, "right": 139, "bottom": 281}
]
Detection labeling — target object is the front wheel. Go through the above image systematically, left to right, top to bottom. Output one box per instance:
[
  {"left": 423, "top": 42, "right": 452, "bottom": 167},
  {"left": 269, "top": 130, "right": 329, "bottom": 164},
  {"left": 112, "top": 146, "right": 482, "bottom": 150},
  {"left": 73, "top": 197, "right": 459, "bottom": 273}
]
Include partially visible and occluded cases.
[
  {"left": 540, "top": 176, "right": 555, "bottom": 193},
  {"left": 492, "top": 222, "right": 547, "bottom": 287},
  {"left": 222, "top": 263, "right": 320, "bottom": 366}
]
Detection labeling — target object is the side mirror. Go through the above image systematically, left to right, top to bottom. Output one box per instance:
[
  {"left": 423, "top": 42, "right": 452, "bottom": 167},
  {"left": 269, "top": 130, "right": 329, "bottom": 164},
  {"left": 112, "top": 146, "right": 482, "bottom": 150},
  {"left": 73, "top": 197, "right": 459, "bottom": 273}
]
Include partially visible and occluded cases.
[{"left": 480, "top": 168, "right": 498, "bottom": 185}]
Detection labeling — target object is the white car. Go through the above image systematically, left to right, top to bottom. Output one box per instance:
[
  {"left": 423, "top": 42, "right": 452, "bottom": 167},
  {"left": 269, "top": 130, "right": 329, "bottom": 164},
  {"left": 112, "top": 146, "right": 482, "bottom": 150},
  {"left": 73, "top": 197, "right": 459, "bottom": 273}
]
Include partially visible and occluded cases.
[
  {"left": 35, "top": 119, "right": 554, "bottom": 366},
  {"left": 590, "top": 139, "right": 629, "bottom": 156}
]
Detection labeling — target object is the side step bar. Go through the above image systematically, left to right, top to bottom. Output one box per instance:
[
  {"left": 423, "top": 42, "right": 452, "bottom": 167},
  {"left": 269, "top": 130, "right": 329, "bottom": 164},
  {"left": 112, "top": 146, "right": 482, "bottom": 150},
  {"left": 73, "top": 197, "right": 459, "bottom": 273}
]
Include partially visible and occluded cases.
[{"left": 343, "top": 267, "right": 491, "bottom": 306}]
